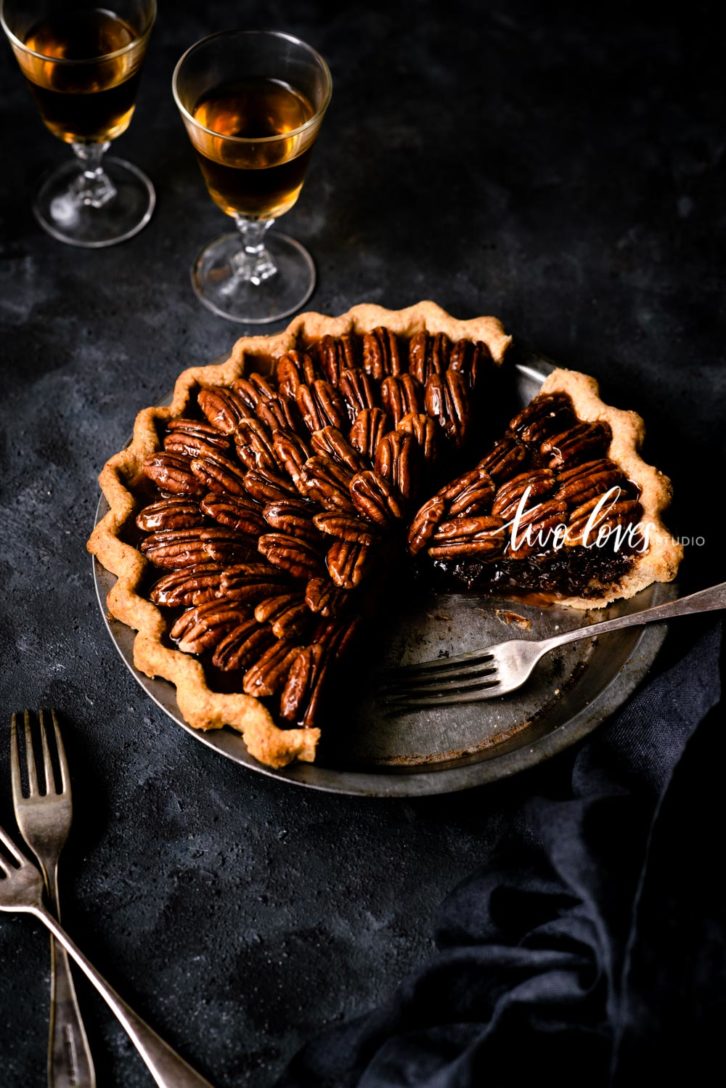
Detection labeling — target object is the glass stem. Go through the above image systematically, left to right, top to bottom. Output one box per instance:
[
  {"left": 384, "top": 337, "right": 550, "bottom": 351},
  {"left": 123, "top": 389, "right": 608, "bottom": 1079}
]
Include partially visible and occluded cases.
[
  {"left": 71, "top": 142, "right": 116, "bottom": 208},
  {"left": 232, "top": 216, "right": 277, "bottom": 285}
]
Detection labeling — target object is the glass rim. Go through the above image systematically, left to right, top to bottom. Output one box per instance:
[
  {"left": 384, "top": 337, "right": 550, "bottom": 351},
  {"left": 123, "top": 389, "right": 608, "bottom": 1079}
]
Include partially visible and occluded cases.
[
  {"left": 0, "top": 0, "right": 157, "bottom": 65},
  {"left": 172, "top": 28, "right": 333, "bottom": 146}
]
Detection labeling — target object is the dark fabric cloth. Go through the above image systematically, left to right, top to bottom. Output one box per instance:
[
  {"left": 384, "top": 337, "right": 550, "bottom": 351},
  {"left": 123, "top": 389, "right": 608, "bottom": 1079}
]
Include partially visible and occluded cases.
[{"left": 279, "top": 620, "right": 723, "bottom": 1087}]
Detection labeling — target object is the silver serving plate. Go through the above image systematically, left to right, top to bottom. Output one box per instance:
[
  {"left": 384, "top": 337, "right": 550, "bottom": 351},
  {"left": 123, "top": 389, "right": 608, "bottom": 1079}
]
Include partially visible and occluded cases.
[{"left": 92, "top": 354, "right": 672, "bottom": 797}]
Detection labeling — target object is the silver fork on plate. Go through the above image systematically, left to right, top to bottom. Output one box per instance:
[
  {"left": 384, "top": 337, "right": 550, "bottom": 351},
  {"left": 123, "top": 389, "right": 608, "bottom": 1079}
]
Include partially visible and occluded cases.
[
  {"left": 380, "top": 581, "right": 726, "bottom": 710},
  {"left": 10, "top": 708, "right": 95, "bottom": 1088},
  {"left": 0, "top": 820, "right": 215, "bottom": 1088}
]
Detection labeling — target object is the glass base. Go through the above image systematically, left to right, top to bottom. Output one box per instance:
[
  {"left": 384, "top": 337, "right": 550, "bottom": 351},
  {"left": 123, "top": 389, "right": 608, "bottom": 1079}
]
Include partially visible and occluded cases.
[
  {"left": 34, "top": 157, "right": 155, "bottom": 248},
  {"left": 191, "top": 230, "right": 316, "bottom": 324}
]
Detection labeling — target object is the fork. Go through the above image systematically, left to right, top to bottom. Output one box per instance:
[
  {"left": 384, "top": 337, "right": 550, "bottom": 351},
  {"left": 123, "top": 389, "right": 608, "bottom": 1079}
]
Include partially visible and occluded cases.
[
  {"left": 381, "top": 581, "right": 726, "bottom": 710},
  {"left": 11, "top": 709, "right": 95, "bottom": 1088},
  {"left": 0, "top": 822, "right": 215, "bottom": 1088}
]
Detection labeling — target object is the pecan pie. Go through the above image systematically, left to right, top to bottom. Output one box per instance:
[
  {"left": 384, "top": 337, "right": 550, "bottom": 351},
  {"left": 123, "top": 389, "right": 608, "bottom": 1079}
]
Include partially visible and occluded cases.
[{"left": 88, "top": 301, "right": 682, "bottom": 769}]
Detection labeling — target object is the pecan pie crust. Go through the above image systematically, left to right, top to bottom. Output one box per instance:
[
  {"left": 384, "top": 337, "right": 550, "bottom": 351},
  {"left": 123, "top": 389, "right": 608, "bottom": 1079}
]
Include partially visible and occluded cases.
[{"left": 88, "top": 301, "right": 681, "bottom": 768}]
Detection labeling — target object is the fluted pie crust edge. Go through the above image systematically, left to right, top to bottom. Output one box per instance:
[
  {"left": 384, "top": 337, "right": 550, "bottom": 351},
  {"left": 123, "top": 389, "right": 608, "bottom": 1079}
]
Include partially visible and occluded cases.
[{"left": 87, "top": 301, "right": 512, "bottom": 768}]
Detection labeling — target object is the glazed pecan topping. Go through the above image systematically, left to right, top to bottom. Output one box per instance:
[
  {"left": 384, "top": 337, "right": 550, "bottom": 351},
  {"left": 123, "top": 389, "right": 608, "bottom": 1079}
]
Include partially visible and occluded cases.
[
  {"left": 362, "top": 327, "right": 402, "bottom": 380},
  {"left": 408, "top": 331, "right": 450, "bottom": 384},
  {"left": 319, "top": 334, "right": 356, "bottom": 385},
  {"left": 448, "top": 339, "right": 492, "bottom": 390},
  {"left": 277, "top": 350, "right": 317, "bottom": 400},
  {"left": 338, "top": 368, "right": 377, "bottom": 420},
  {"left": 424, "top": 369, "right": 469, "bottom": 447},
  {"left": 380, "top": 374, "right": 421, "bottom": 428},
  {"left": 230, "top": 378, "right": 260, "bottom": 413},
  {"left": 296, "top": 380, "right": 346, "bottom": 433},
  {"left": 197, "top": 387, "right": 251, "bottom": 434},
  {"left": 509, "top": 392, "right": 575, "bottom": 445},
  {"left": 256, "top": 395, "right": 299, "bottom": 435},
  {"left": 349, "top": 407, "right": 389, "bottom": 462},
  {"left": 397, "top": 412, "right": 439, "bottom": 463},
  {"left": 233, "top": 418, "right": 278, "bottom": 474},
  {"left": 164, "top": 419, "right": 230, "bottom": 458},
  {"left": 541, "top": 421, "right": 612, "bottom": 469},
  {"left": 311, "top": 426, "right": 365, "bottom": 473},
  {"left": 272, "top": 430, "right": 310, "bottom": 485},
  {"left": 374, "top": 430, "right": 418, "bottom": 501},
  {"left": 478, "top": 435, "right": 527, "bottom": 481},
  {"left": 190, "top": 450, "right": 248, "bottom": 497},
  {"left": 142, "top": 452, "right": 206, "bottom": 497},
  {"left": 298, "top": 456, "right": 356, "bottom": 513},
  {"left": 555, "top": 462, "right": 626, "bottom": 508},
  {"left": 244, "top": 466, "right": 299, "bottom": 504},
  {"left": 491, "top": 468, "right": 556, "bottom": 519},
  {"left": 349, "top": 470, "right": 403, "bottom": 525},
  {"left": 448, "top": 474, "right": 496, "bottom": 518},
  {"left": 200, "top": 494, "right": 267, "bottom": 535},
  {"left": 407, "top": 496, "right": 447, "bottom": 555},
  {"left": 136, "top": 497, "right": 204, "bottom": 533},
  {"left": 567, "top": 497, "right": 643, "bottom": 546},
  {"left": 508, "top": 498, "right": 569, "bottom": 558},
  {"left": 263, "top": 500, "right": 320, "bottom": 543},
  {"left": 313, "top": 511, "right": 377, "bottom": 546},
  {"left": 428, "top": 514, "right": 506, "bottom": 559},
  {"left": 432, "top": 514, "right": 505, "bottom": 543},
  {"left": 141, "top": 527, "right": 253, "bottom": 569},
  {"left": 258, "top": 532, "right": 323, "bottom": 579},
  {"left": 326, "top": 535, "right": 371, "bottom": 588},
  {"left": 220, "top": 563, "right": 292, "bottom": 603},
  {"left": 150, "top": 564, "right": 224, "bottom": 608},
  {"left": 304, "top": 576, "right": 347, "bottom": 617},
  {"left": 254, "top": 593, "right": 311, "bottom": 640},
  {"left": 171, "top": 599, "right": 249, "bottom": 655},
  {"left": 299, "top": 617, "right": 359, "bottom": 726},
  {"left": 212, "top": 619, "right": 274, "bottom": 671},
  {"left": 242, "top": 640, "right": 303, "bottom": 698},
  {"left": 279, "top": 644, "right": 326, "bottom": 723}
]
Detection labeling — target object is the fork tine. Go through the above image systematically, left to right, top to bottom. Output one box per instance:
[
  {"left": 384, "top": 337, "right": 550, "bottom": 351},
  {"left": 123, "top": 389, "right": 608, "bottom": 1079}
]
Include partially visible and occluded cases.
[
  {"left": 385, "top": 651, "right": 495, "bottom": 680},
  {"left": 381, "top": 661, "right": 499, "bottom": 695},
  {"left": 384, "top": 672, "right": 501, "bottom": 703},
  {"left": 384, "top": 683, "right": 506, "bottom": 712},
  {"left": 23, "top": 709, "right": 40, "bottom": 798},
  {"left": 38, "top": 709, "right": 55, "bottom": 795},
  {"left": 51, "top": 709, "right": 69, "bottom": 795},
  {"left": 10, "top": 713, "right": 23, "bottom": 802},
  {"left": 0, "top": 822, "right": 28, "bottom": 866}
]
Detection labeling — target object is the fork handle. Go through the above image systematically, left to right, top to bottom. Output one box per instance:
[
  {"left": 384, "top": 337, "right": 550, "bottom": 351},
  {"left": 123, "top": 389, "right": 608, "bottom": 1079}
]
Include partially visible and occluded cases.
[
  {"left": 542, "top": 581, "right": 726, "bottom": 651},
  {"left": 31, "top": 905, "right": 216, "bottom": 1088}
]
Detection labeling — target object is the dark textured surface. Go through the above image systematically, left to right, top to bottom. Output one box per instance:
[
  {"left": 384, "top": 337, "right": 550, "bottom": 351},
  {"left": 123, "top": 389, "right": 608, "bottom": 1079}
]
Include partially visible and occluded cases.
[{"left": 0, "top": 1, "right": 723, "bottom": 1084}]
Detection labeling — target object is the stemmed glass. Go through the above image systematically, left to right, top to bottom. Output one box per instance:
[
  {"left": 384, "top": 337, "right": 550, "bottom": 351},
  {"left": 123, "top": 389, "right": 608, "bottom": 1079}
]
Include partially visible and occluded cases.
[
  {"left": 1, "top": 0, "right": 156, "bottom": 247},
  {"left": 172, "top": 30, "right": 333, "bottom": 324}
]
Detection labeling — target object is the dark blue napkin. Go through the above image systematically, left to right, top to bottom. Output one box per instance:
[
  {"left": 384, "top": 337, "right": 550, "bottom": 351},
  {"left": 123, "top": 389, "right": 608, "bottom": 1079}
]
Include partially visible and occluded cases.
[{"left": 279, "top": 619, "right": 723, "bottom": 1087}]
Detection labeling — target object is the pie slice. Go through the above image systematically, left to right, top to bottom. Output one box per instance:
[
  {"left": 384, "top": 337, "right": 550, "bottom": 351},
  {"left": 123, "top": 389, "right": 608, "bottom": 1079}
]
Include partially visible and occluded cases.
[{"left": 88, "top": 301, "right": 682, "bottom": 768}]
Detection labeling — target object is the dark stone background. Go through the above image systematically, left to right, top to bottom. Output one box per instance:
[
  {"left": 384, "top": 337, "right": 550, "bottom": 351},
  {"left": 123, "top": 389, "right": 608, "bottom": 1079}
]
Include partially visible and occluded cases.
[{"left": 1, "top": 1, "right": 724, "bottom": 1084}]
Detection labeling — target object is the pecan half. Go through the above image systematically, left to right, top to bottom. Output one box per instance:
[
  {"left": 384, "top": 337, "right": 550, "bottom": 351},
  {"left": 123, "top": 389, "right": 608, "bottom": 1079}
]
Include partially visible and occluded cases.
[
  {"left": 362, "top": 327, "right": 402, "bottom": 380},
  {"left": 408, "top": 331, "right": 450, "bottom": 384},
  {"left": 319, "top": 334, "right": 356, "bottom": 385},
  {"left": 448, "top": 339, "right": 492, "bottom": 390},
  {"left": 277, "top": 350, "right": 316, "bottom": 400},
  {"left": 338, "top": 368, "right": 377, "bottom": 420},
  {"left": 424, "top": 369, "right": 469, "bottom": 447},
  {"left": 380, "top": 374, "right": 421, "bottom": 428},
  {"left": 230, "top": 378, "right": 260, "bottom": 413},
  {"left": 296, "top": 380, "right": 346, "bottom": 433},
  {"left": 197, "top": 387, "right": 252, "bottom": 434},
  {"left": 510, "top": 392, "right": 576, "bottom": 446},
  {"left": 256, "top": 395, "right": 300, "bottom": 435},
  {"left": 349, "top": 407, "right": 389, "bottom": 462},
  {"left": 397, "top": 412, "right": 439, "bottom": 463},
  {"left": 233, "top": 418, "right": 278, "bottom": 473},
  {"left": 164, "top": 419, "right": 230, "bottom": 458},
  {"left": 540, "top": 421, "right": 612, "bottom": 469},
  {"left": 311, "top": 426, "right": 365, "bottom": 472},
  {"left": 272, "top": 430, "right": 311, "bottom": 485},
  {"left": 374, "top": 430, "right": 418, "bottom": 501},
  {"left": 477, "top": 435, "right": 527, "bottom": 481},
  {"left": 190, "top": 450, "right": 248, "bottom": 497},
  {"left": 142, "top": 452, "right": 206, "bottom": 497},
  {"left": 298, "top": 456, "right": 356, "bottom": 512},
  {"left": 555, "top": 460, "right": 625, "bottom": 508},
  {"left": 244, "top": 466, "right": 300, "bottom": 504},
  {"left": 491, "top": 468, "right": 556, "bottom": 519},
  {"left": 349, "top": 470, "right": 404, "bottom": 525},
  {"left": 447, "top": 473, "right": 496, "bottom": 517},
  {"left": 200, "top": 493, "right": 267, "bottom": 535},
  {"left": 407, "top": 496, "right": 447, "bottom": 555},
  {"left": 567, "top": 496, "right": 643, "bottom": 546},
  {"left": 136, "top": 497, "right": 203, "bottom": 533},
  {"left": 508, "top": 498, "right": 569, "bottom": 557},
  {"left": 263, "top": 500, "right": 320, "bottom": 543},
  {"left": 313, "top": 512, "right": 377, "bottom": 546},
  {"left": 433, "top": 515, "right": 505, "bottom": 544},
  {"left": 141, "top": 527, "right": 253, "bottom": 569},
  {"left": 258, "top": 532, "right": 323, "bottom": 579},
  {"left": 326, "top": 540, "right": 369, "bottom": 589},
  {"left": 220, "top": 563, "right": 292, "bottom": 603},
  {"left": 150, "top": 564, "right": 224, "bottom": 608},
  {"left": 304, "top": 576, "right": 347, "bottom": 617},
  {"left": 254, "top": 593, "right": 311, "bottom": 640},
  {"left": 171, "top": 599, "right": 249, "bottom": 655},
  {"left": 300, "top": 617, "right": 359, "bottom": 726},
  {"left": 212, "top": 618, "right": 274, "bottom": 671},
  {"left": 243, "top": 640, "right": 303, "bottom": 698},
  {"left": 279, "top": 644, "right": 325, "bottom": 723}
]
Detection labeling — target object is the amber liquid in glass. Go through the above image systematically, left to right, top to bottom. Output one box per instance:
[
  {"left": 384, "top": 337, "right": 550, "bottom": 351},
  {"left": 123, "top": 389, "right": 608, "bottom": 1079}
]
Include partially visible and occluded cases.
[
  {"left": 20, "top": 8, "right": 142, "bottom": 143},
  {"left": 191, "top": 77, "right": 316, "bottom": 219}
]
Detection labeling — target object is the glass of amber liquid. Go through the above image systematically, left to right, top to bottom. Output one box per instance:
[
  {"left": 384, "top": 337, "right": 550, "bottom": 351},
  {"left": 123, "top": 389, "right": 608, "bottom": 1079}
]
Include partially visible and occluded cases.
[
  {"left": 1, "top": 0, "right": 155, "bottom": 247},
  {"left": 173, "top": 30, "right": 332, "bottom": 324}
]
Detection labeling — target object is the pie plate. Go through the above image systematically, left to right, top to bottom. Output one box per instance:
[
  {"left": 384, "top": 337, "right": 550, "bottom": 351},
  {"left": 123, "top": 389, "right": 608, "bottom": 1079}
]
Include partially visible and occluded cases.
[{"left": 91, "top": 350, "right": 674, "bottom": 797}]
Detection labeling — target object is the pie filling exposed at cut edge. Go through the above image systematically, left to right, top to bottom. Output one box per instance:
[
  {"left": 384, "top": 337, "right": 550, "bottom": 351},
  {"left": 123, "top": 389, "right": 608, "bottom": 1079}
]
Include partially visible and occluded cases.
[{"left": 88, "top": 301, "right": 682, "bottom": 769}]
